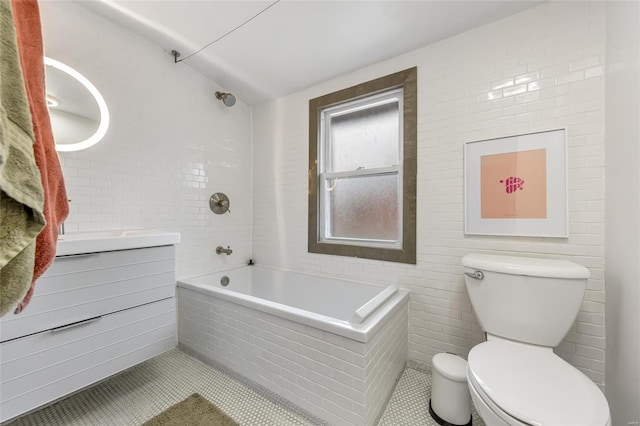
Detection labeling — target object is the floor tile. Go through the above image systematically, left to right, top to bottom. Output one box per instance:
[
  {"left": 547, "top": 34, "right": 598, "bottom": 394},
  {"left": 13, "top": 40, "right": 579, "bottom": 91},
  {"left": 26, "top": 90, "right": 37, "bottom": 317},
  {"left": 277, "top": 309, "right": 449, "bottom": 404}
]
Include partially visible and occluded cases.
[{"left": 7, "top": 349, "right": 484, "bottom": 426}]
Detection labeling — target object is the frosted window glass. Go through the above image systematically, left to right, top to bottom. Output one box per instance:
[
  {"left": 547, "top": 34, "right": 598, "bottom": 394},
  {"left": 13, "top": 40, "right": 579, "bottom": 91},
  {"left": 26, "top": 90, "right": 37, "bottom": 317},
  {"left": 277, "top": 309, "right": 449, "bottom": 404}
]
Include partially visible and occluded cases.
[
  {"left": 329, "top": 101, "right": 399, "bottom": 172},
  {"left": 328, "top": 174, "right": 398, "bottom": 240}
]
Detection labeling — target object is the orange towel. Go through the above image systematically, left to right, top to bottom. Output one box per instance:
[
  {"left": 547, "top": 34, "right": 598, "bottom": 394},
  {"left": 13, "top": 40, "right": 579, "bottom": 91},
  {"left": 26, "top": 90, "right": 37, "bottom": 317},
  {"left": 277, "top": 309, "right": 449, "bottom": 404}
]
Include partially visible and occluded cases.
[{"left": 12, "top": 0, "right": 69, "bottom": 314}]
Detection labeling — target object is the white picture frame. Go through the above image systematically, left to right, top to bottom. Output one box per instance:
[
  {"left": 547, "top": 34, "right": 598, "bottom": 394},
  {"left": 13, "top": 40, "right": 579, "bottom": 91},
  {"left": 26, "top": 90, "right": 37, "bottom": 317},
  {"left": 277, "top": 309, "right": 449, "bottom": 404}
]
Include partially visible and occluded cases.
[{"left": 464, "top": 129, "right": 568, "bottom": 237}]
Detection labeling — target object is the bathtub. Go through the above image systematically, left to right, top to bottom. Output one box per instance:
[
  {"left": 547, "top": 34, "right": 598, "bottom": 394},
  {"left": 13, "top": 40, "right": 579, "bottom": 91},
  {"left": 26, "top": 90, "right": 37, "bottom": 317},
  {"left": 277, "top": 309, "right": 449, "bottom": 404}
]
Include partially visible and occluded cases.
[{"left": 177, "top": 265, "right": 409, "bottom": 426}]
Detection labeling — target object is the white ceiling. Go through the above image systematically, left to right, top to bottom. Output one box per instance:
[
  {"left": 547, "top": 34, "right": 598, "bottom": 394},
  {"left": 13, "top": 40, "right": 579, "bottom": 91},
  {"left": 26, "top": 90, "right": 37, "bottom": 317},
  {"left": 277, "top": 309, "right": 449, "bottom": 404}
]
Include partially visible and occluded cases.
[{"left": 80, "top": 1, "right": 543, "bottom": 106}]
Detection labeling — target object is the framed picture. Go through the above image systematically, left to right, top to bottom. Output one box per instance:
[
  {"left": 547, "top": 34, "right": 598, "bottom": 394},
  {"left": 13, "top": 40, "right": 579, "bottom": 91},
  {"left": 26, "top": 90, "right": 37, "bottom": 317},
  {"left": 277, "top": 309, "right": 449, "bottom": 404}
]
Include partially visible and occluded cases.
[{"left": 464, "top": 129, "right": 567, "bottom": 237}]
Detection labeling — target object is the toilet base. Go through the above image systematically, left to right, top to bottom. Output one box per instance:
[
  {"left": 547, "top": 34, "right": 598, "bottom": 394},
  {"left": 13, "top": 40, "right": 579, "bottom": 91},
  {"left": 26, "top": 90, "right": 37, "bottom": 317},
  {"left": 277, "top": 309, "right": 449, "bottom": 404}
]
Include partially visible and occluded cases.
[{"left": 429, "top": 399, "right": 472, "bottom": 426}]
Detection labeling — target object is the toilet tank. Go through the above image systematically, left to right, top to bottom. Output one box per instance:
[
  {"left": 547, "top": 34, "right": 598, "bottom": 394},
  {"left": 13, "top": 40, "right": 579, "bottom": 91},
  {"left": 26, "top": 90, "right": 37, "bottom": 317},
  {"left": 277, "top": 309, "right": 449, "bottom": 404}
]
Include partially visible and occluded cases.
[{"left": 462, "top": 254, "right": 590, "bottom": 347}]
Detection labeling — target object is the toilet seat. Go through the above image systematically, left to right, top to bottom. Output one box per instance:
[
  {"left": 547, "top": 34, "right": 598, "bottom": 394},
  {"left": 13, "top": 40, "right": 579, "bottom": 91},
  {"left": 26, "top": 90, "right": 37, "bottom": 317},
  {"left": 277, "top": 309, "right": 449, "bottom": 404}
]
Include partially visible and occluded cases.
[
  {"left": 467, "top": 339, "right": 610, "bottom": 426},
  {"left": 467, "top": 369, "right": 529, "bottom": 425}
]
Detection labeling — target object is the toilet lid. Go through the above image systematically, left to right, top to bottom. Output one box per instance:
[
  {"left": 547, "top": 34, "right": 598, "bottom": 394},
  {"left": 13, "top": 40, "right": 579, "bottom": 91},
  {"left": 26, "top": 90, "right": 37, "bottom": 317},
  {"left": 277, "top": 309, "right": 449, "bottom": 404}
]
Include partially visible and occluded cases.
[{"left": 468, "top": 339, "right": 610, "bottom": 426}]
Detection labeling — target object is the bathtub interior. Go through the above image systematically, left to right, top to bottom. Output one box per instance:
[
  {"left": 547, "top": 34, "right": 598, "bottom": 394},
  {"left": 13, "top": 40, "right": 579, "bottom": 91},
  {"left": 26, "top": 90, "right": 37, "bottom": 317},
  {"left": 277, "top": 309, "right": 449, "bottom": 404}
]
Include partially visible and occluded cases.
[{"left": 184, "top": 265, "right": 394, "bottom": 323}]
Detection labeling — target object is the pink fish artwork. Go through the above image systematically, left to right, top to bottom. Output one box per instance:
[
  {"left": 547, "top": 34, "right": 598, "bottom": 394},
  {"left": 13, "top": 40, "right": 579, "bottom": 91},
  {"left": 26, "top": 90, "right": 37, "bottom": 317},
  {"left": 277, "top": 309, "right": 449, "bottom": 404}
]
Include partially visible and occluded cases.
[
  {"left": 480, "top": 149, "right": 547, "bottom": 219},
  {"left": 500, "top": 176, "right": 525, "bottom": 194}
]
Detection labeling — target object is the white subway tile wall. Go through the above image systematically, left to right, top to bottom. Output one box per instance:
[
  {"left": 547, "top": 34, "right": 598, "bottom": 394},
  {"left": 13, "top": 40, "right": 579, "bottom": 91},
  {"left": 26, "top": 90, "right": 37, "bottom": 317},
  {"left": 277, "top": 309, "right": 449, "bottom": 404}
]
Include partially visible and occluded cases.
[
  {"left": 40, "top": 2, "right": 253, "bottom": 279},
  {"left": 252, "top": 2, "right": 606, "bottom": 386},
  {"left": 177, "top": 287, "right": 408, "bottom": 426}
]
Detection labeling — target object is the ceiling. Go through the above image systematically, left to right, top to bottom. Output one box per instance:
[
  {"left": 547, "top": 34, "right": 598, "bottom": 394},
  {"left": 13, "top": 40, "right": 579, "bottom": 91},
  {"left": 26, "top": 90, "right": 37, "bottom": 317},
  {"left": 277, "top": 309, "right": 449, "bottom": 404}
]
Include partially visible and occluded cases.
[{"left": 80, "top": 1, "right": 543, "bottom": 106}]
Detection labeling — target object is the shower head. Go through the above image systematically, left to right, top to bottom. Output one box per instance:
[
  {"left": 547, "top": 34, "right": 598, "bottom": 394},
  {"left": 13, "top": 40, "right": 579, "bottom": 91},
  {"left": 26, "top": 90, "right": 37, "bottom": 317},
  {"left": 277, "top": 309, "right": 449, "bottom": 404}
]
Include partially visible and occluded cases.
[{"left": 215, "top": 91, "right": 236, "bottom": 107}]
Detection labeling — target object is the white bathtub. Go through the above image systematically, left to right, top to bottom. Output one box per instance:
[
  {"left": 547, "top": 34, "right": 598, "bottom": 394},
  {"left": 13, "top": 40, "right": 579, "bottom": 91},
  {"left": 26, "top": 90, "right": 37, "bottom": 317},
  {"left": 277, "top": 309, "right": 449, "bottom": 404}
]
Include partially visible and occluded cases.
[{"left": 177, "top": 265, "right": 409, "bottom": 426}]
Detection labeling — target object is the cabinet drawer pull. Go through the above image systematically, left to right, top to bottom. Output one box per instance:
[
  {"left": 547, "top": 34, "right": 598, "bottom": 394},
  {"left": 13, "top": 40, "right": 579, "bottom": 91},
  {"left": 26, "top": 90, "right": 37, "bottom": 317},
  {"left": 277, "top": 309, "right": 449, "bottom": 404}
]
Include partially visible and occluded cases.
[
  {"left": 56, "top": 253, "right": 99, "bottom": 260},
  {"left": 51, "top": 316, "right": 102, "bottom": 333}
]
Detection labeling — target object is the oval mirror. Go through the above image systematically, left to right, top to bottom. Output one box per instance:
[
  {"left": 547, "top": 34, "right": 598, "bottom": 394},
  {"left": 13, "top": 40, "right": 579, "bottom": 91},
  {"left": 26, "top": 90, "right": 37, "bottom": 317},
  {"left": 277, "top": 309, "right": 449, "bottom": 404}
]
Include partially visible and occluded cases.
[{"left": 44, "top": 57, "right": 109, "bottom": 152}]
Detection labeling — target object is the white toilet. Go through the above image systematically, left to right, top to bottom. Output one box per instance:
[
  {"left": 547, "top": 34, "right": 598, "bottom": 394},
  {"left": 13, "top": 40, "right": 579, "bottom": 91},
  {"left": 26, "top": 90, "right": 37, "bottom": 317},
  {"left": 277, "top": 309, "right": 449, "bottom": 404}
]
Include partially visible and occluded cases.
[{"left": 462, "top": 254, "right": 611, "bottom": 426}]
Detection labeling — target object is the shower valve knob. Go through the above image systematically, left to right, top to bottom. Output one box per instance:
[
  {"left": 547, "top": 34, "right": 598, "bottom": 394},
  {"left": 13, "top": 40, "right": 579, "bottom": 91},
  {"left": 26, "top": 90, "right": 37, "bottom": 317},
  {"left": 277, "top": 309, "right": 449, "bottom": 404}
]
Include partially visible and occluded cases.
[{"left": 210, "top": 192, "right": 230, "bottom": 214}]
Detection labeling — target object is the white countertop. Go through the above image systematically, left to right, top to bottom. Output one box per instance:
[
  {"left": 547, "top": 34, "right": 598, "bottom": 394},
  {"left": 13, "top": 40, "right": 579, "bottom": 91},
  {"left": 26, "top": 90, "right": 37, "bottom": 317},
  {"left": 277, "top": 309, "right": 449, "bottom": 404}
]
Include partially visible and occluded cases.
[{"left": 56, "top": 230, "right": 181, "bottom": 256}]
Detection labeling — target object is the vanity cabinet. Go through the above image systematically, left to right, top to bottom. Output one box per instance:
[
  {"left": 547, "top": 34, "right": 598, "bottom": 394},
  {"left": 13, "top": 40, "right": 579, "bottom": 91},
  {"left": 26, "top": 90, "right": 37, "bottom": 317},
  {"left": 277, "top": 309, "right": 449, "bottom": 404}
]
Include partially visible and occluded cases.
[{"left": 0, "top": 244, "right": 177, "bottom": 423}]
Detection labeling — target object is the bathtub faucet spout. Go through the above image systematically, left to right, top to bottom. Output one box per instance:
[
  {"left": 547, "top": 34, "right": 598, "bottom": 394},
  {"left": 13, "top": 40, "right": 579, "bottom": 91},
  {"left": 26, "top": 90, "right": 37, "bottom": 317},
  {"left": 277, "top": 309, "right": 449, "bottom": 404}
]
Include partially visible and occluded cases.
[{"left": 216, "top": 245, "right": 233, "bottom": 255}]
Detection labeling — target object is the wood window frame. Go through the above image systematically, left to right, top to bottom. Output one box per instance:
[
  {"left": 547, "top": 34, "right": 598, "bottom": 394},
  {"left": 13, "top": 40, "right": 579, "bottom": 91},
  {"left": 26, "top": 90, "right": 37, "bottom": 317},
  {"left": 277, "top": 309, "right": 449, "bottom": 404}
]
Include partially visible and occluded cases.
[{"left": 308, "top": 67, "right": 417, "bottom": 264}]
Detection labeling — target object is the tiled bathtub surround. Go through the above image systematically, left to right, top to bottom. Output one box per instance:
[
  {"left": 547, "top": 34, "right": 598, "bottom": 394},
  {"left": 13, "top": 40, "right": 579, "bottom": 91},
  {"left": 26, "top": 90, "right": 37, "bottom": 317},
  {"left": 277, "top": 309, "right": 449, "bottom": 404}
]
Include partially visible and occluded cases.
[
  {"left": 252, "top": 1, "right": 607, "bottom": 386},
  {"left": 177, "top": 286, "right": 408, "bottom": 425}
]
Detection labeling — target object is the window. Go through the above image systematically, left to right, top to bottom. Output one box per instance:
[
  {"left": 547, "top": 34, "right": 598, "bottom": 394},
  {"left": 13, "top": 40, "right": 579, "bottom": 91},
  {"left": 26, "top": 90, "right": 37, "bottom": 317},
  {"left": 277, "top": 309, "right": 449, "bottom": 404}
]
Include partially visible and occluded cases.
[{"left": 308, "top": 67, "right": 417, "bottom": 264}]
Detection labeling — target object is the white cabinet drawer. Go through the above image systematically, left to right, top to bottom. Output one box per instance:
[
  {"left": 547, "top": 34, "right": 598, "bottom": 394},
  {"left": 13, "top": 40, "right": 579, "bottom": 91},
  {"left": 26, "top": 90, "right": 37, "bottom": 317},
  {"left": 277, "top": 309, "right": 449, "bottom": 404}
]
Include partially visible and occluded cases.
[
  {"left": 0, "top": 246, "right": 175, "bottom": 342},
  {"left": 0, "top": 298, "right": 176, "bottom": 423}
]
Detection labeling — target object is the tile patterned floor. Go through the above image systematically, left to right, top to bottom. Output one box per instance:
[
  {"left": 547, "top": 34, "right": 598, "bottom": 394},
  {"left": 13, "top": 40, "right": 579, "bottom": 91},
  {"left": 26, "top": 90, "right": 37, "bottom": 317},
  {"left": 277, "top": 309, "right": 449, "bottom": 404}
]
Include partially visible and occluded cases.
[
  {"left": 6, "top": 349, "right": 484, "bottom": 426},
  {"left": 379, "top": 367, "right": 483, "bottom": 426}
]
